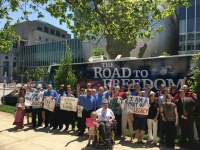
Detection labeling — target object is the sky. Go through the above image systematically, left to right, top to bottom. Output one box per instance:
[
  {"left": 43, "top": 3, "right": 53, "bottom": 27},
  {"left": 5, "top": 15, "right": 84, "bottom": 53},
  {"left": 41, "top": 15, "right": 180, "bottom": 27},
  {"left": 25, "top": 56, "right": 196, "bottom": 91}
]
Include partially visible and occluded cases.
[{"left": 0, "top": 3, "right": 74, "bottom": 38}]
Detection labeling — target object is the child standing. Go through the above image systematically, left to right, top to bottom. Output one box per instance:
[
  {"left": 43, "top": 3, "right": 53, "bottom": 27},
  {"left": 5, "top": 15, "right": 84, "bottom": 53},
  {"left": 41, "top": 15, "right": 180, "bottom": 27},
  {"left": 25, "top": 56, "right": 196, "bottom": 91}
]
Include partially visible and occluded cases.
[
  {"left": 13, "top": 97, "right": 25, "bottom": 129},
  {"left": 86, "top": 111, "right": 99, "bottom": 147}
]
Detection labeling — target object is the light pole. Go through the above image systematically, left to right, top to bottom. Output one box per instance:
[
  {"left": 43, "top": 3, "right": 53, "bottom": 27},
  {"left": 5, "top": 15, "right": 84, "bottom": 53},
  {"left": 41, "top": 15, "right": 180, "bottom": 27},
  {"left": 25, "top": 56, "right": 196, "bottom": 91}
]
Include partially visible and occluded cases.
[{"left": 8, "top": 53, "right": 13, "bottom": 82}]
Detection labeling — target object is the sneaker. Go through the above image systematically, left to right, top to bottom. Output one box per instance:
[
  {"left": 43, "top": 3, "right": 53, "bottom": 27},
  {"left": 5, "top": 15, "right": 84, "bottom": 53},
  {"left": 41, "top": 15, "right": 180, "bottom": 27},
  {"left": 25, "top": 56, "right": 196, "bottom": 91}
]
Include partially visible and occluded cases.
[
  {"left": 138, "top": 140, "right": 145, "bottom": 144},
  {"left": 147, "top": 140, "right": 153, "bottom": 143},
  {"left": 153, "top": 141, "right": 157, "bottom": 144}
]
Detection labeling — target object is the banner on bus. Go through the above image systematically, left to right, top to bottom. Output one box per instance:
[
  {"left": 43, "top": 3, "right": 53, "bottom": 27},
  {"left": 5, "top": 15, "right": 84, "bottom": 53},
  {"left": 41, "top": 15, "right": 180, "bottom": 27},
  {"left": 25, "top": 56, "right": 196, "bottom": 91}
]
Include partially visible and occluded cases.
[
  {"left": 127, "top": 96, "right": 149, "bottom": 115},
  {"left": 60, "top": 97, "right": 78, "bottom": 112}
]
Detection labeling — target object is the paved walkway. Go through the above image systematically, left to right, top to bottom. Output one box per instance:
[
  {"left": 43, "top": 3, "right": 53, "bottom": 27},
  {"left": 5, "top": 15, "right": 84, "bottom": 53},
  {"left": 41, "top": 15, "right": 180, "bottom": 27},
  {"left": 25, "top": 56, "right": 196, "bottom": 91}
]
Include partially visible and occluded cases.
[{"left": 0, "top": 112, "right": 186, "bottom": 150}]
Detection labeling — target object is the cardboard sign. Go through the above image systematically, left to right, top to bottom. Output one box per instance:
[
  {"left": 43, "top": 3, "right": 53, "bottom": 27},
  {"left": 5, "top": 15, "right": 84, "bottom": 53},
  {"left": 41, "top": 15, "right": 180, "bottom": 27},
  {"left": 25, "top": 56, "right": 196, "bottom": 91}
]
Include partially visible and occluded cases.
[
  {"left": 25, "top": 92, "right": 43, "bottom": 106},
  {"left": 43, "top": 96, "right": 56, "bottom": 112},
  {"left": 127, "top": 96, "right": 149, "bottom": 115},
  {"left": 60, "top": 97, "right": 78, "bottom": 112},
  {"left": 77, "top": 105, "right": 83, "bottom": 118},
  {"left": 86, "top": 118, "right": 95, "bottom": 127}
]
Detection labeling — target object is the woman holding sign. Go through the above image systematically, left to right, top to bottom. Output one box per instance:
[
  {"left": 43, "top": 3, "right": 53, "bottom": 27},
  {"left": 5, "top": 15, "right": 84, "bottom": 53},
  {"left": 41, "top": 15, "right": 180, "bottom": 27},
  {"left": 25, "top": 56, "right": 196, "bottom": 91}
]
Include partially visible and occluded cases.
[
  {"left": 109, "top": 90, "right": 123, "bottom": 136},
  {"left": 160, "top": 94, "right": 178, "bottom": 148}
]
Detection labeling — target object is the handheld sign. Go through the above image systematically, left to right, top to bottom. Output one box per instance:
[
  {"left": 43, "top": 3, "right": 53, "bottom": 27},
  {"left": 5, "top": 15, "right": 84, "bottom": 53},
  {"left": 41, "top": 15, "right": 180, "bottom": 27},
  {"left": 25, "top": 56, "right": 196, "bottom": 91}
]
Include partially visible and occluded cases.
[
  {"left": 25, "top": 92, "right": 43, "bottom": 106},
  {"left": 43, "top": 96, "right": 56, "bottom": 112},
  {"left": 127, "top": 96, "right": 149, "bottom": 115},
  {"left": 60, "top": 97, "right": 78, "bottom": 112},
  {"left": 77, "top": 105, "right": 83, "bottom": 117}
]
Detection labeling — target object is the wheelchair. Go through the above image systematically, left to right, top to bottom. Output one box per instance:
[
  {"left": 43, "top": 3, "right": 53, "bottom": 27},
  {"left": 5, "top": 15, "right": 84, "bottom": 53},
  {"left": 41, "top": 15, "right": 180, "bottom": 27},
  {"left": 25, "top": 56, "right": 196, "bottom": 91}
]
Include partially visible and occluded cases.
[{"left": 94, "top": 120, "right": 117, "bottom": 150}]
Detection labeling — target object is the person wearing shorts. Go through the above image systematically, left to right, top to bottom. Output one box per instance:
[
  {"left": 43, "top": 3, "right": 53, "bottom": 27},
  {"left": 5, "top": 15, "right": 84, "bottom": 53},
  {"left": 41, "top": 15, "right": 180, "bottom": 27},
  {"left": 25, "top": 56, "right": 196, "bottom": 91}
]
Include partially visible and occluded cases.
[{"left": 134, "top": 114, "right": 147, "bottom": 144}]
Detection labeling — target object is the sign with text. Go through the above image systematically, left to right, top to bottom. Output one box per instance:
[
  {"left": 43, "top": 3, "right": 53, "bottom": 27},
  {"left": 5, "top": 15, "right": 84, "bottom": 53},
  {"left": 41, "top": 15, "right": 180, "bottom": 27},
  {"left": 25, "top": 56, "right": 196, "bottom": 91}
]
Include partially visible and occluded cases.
[
  {"left": 25, "top": 92, "right": 43, "bottom": 106},
  {"left": 43, "top": 96, "right": 55, "bottom": 112},
  {"left": 127, "top": 96, "right": 149, "bottom": 115},
  {"left": 60, "top": 97, "right": 78, "bottom": 112},
  {"left": 77, "top": 105, "right": 83, "bottom": 118}
]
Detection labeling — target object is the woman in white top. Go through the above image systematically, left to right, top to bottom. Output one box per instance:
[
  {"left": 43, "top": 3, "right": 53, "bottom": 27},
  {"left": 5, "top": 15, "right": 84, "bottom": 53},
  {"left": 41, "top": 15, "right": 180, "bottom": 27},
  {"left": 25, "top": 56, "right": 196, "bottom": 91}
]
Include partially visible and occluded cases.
[
  {"left": 96, "top": 99, "right": 115, "bottom": 143},
  {"left": 122, "top": 99, "right": 134, "bottom": 141}
]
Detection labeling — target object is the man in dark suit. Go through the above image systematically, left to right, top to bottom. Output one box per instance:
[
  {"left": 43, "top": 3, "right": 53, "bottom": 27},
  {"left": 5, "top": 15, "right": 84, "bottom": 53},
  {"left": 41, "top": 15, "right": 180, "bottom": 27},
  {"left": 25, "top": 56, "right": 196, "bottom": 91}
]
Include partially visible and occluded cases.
[{"left": 176, "top": 90, "right": 199, "bottom": 150}]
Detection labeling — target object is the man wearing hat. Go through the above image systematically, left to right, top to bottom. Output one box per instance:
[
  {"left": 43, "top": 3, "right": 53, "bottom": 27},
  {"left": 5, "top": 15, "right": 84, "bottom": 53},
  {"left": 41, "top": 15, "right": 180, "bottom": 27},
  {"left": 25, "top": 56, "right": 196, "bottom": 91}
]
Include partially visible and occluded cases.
[{"left": 32, "top": 84, "right": 43, "bottom": 128}]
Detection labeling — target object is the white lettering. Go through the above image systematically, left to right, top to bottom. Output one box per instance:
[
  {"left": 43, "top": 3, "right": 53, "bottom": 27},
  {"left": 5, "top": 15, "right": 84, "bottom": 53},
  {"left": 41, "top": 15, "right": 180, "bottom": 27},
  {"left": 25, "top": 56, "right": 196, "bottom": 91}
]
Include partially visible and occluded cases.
[
  {"left": 101, "top": 62, "right": 114, "bottom": 67},
  {"left": 93, "top": 67, "right": 102, "bottom": 78},
  {"left": 121, "top": 67, "right": 131, "bottom": 78},
  {"left": 102, "top": 68, "right": 111, "bottom": 78},
  {"left": 112, "top": 68, "right": 121, "bottom": 78},
  {"left": 133, "top": 70, "right": 140, "bottom": 77},
  {"left": 141, "top": 70, "right": 148, "bottom": 77},
  {"left": 103, "top": 79, "right": 110, "bottom": 87},
  {"left": 113, "top": 79, "right": 120, "bottom": 88},
  {"left": 121, "top": 79, "right": 130, "bottom": 87},
  {"left": 142, "top": 79, "right": 153, "bottom": 89},
  {"left": 154, "top": 79, "right": 166, "bottom": 90}
]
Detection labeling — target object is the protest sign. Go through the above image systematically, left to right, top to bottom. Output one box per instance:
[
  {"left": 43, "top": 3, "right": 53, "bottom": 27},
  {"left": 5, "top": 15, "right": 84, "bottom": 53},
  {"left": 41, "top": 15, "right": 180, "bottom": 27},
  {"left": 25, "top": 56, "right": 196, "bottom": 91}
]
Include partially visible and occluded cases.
[
  {"left": 25, "top": 92, "right": 43, "bottom": 106},
  {"left": 25, "top": 92, "right": 33, "bottom": 106},
  {"left": 43, "top": 96, "right": 56, "bottom": 112},
  {"left": 127, "top": 96, "right": 149, "bottom": 115},
  {"left": 60, "top": 97, "right": 78, "bottom": 112},
  {"left": 77, "top": 105, "right": 83, "bottom": 117},
  {"left": 86, "top": 118, "right": 95, "bottom": 127}
]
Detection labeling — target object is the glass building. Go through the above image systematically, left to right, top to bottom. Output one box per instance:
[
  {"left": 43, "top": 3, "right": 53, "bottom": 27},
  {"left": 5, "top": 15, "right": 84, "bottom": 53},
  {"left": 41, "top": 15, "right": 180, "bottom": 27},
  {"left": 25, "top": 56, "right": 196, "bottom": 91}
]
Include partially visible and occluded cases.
[
  {"left": 179, "top": 0, "right": 200, "bottom": 54},
  {"left": 19, "top": 39, "right": 84, "bottom": 68}
]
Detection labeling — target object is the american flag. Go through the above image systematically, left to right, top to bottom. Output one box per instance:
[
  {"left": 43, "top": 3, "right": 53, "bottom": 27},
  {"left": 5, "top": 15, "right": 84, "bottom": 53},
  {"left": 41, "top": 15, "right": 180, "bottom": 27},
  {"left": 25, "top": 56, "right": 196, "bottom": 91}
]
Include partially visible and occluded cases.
[{"left": 77, "top": 78, "right": 101, "bottom": 89}]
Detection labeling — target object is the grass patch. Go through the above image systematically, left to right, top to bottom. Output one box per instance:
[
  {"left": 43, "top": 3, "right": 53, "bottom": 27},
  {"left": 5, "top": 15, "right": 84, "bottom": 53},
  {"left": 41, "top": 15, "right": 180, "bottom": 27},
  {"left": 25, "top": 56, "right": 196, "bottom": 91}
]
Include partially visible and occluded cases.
[{"left": 0, "top": 105, "right": 15, "bottom": 114}]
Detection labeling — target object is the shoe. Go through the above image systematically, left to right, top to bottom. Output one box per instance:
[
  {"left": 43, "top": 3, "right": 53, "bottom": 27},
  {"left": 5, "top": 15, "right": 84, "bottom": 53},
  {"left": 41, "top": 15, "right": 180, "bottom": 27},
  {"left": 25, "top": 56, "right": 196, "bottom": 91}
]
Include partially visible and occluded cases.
[
  {"left": 44, "top": 126, "right": 48, "bottom": 128},
  {"left": 63, "top": 127, "right": 68, "bottom": 131},
  {"left": 53, "top": 128, "right": 57, "bottom": 130},
  {"left": 77, "top": 132, "right": 83, "bottom": 136},
  {"left": 138, "top": 140, "right": 145, "bottom": 144},
  {"left": 147, "top": 140, "right": 153, "bottom": 143},
  {"left": 153, "top": 141, "right": 157, "bottom": 144},
  {"left": 92, "top": 142, "right": 95, "bottom": 147},
  {"left": 86, "top": 143, "right": 90, "bottom": 147}
]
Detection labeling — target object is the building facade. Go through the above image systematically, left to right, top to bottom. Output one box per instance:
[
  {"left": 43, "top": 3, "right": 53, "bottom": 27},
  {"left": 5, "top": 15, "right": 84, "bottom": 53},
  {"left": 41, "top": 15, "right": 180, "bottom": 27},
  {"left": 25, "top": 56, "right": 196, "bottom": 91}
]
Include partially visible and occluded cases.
[
  {"left": 179, "top": 0, "right": 200, "bottom": 54},
  {"left": 0, "top": 20, "right": 71, "bottom": 82},
  {"left": 19, "top": 39, "right": 84, "bottom": 69}
]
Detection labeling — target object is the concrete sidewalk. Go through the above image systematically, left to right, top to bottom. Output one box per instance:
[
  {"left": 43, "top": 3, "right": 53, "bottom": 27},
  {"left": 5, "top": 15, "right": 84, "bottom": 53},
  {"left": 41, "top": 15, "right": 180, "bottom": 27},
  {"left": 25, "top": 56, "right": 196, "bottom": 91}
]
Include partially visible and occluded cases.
[{"left": 0, "top": 111, "right": 186, "bottom": 150}]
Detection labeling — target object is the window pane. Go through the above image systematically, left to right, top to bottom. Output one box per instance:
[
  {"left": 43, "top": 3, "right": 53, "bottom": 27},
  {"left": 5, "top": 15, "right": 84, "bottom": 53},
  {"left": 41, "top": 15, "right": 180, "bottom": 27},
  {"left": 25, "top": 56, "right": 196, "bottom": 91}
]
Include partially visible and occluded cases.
[
  {"left": 187, "top": 6, "right": 195, "bottom": 18},
  {"left": 179, "top": 7, "right": 186, "bottom": 19},
  {"left": 197, "top": 17, "right": 200, "bottom": 32},
  {"left": 187, "top": 18, "right": 194, "bottom": 32},
  {"left": 179, "top": 19, "right": 186, "bottom": 33},
  {"left": 37, "top": 27, "right": 42, "bottom": 31},
  {"left": 44, "top": 27, "right": 49, "bottom": 33},
  {"left": 50, "top": 29, "right": 55, "bottom": 35},
  {"left": 56, "top": 31, "right": 60, "bottom": 36},
  {"left": 187, "top": 33, "right": 194, "bottom": 40},
  {"left": 61, "top": 34, "right": 65, "bottom": 38},
  {"left": 5, "top": 56, "right": 8, "bottom": 59}
]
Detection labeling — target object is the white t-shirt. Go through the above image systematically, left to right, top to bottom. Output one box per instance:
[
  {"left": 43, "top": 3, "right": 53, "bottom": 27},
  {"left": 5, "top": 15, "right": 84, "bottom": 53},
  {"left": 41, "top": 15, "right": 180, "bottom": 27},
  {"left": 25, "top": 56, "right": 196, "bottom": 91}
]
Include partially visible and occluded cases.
[{"left": 96, "top": 108, "right": 115, "bottom": 122}]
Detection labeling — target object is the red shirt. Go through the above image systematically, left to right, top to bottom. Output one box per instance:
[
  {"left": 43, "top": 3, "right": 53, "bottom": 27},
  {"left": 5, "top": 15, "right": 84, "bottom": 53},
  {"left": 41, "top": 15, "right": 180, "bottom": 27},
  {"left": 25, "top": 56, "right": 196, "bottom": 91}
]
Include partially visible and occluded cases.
[
  {"left": 112, "top": 92, "right": 127, "bottom": 100},
  {"left": 174, "top": 92, "right": 194, "bottom": 102}
]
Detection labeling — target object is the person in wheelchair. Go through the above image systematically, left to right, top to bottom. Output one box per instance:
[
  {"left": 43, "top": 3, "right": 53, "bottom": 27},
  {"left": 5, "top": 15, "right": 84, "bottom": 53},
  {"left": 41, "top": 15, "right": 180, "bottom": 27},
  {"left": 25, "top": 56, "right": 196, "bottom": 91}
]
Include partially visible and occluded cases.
[{"left": 96, "top": 99, "right": 115, "bottom": 145}]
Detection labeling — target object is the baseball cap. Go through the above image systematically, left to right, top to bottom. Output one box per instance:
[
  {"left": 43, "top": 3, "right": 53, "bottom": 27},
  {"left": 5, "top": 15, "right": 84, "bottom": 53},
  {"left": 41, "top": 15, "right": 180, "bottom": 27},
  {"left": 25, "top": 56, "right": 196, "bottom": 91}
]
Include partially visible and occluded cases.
[
  {"left": 36, "top": 84, "right": 42, "bottom": 89},
  {"left": 102, "top": 99, "right": 108, "bottom": 104}
]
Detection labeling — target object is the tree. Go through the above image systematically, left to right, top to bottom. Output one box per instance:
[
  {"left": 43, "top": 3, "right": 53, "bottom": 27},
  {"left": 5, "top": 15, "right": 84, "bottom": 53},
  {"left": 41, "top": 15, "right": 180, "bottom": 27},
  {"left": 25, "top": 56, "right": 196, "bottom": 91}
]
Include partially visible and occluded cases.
[
  {"left": 0, "top": 0, "right": 190, "bottom": 53},
  {"left": 54, "top": 43, "right": 77, "bottom": 90},
  {"left": 92, "top": 48, "right": 105, "bottom": 56},
  {"left": 189, "top": 53, "right": 200, "bottom": 130},
  {"left": 12, "top": 67, "right": 17, "bottom": 77},
  {"left": 29, "top": 67, "right": 44, "bottom": 81},
  {"left": 23, "top": 70, "right": 29, "bottom": 83}
]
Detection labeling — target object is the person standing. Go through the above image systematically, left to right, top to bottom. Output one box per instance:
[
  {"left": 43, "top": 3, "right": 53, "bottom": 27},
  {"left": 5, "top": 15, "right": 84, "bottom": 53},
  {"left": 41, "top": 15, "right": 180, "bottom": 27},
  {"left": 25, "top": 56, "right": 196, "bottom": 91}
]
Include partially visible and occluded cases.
[
  {"left": 32, "top": 84, "right": 43, "bottom": 128},
  {"left": 43, "top": 84, "right": 57, "bottom": 128},
  {"left": 141, "top": 84, "right": 154, "bottom": 97},
  {"left": 77, "top": 87, "right": 96, "bottom": 136},
  {"left": 53, "top": 88, "right": 66, "bottom": 130},
  {"left": 176, "top": 90, "right": 199, "bottom": 150},
  {"left": 147, "top": 93, "right": 159, "bottom": 144},
  {"left": 160, "top": 94, "right": 178, "bottom": 148}
]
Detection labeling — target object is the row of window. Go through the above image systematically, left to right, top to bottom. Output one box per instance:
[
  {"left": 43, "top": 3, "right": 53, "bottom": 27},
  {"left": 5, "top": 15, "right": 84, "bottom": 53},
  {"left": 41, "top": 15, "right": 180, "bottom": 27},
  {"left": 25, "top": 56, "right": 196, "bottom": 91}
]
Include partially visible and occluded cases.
[
  {"left": 179, "top": 4, "right": 200, "bottom": 19},
  {"left": 179, "top": 17, "right": 200, "bottom": 33},
  {"left": 37, "top": 26, "right": 66, "bottom": 38},
  {"left": 179, "top": 33, "right": 200, "bottom": 41},
  {"left": 179, "top": 44, "right": 200, "bottom": 51},
  {"left": 4, "top": 56, "right": 17, "bottom": 60},
  {"left": 2, "top": 61, "right": 17, "bottom": 76}
]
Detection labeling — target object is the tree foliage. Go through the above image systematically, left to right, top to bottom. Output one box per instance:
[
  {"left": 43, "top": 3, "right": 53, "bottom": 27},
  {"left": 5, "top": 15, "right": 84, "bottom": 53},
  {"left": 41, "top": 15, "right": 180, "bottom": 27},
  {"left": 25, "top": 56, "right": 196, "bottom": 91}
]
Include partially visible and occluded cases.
[
  {"left": 0, "top": 0, "right": 190, "bottom": 53},
  {"left": 54, "top": 44, "right": 77, "bottom": 90},
  {"left": 92, "top": 48, "right": 105, "bottom": 56},
  {"left": 189, "top": 53, "right": 200, "bottom": 128},
  {"left": 12, "top": 67, "right": 17, "bottom": 77},
  {"left": 29, "top": 67, "right": 45, "bottom": 81},
  {"left": 23, "top": 70, "right": 29, "bottom": 83}
]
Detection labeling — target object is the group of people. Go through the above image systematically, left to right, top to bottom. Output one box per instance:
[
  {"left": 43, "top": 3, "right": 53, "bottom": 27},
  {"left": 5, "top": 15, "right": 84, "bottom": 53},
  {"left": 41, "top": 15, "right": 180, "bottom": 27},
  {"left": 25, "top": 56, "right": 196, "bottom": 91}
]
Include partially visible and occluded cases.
[{"left": 12, "top": 78, "right": 199, "bottom": 150}]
